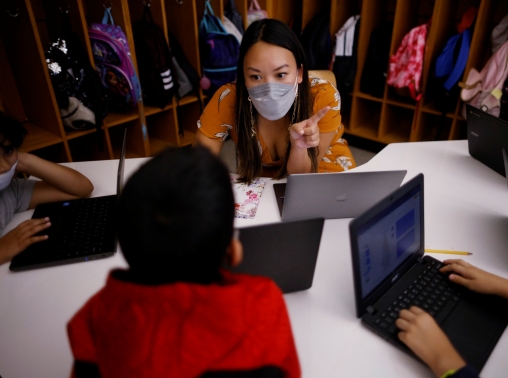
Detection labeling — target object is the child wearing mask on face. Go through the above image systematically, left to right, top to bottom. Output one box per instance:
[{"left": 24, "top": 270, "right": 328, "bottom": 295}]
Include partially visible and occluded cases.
[
  {"left": 193, "top": 19, "right": 356, "bottom": 184},
  {"left": 0, "top": 112, "right": 94, "bottom": 265},
  {"left": 66, "top": 146, "right": 300, "bottom": 377},
  {"left": 396, "top": 259, "right": 508, "bottom": 378}
]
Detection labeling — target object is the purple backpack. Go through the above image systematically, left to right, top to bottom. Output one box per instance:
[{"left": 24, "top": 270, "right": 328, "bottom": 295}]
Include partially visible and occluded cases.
[{"left": 89, "top": 9, "right": 141, "bottom": 110}]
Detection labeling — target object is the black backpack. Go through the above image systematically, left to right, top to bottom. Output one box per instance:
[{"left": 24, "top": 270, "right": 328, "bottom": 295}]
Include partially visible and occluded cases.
[
  {"left": 224, "top": 0, "right": 244, "bottom": 36},
  {"left": 133, "top": 5, "right": 177, "bottom": 108},
  {"left": 45, "top": 10, "right": 108, "bottom": 132},
  {"left": 299, "top": 12, "right": 332, "bottom": 70},
  {"left": 333, "top": 16, "right": 361, "bottom": 95},
  {"left": 360, "top": 21, "right": 393, "bottom": 97},
  {"left": 168, "top": 31, "right": 201, "bottom": 99}
]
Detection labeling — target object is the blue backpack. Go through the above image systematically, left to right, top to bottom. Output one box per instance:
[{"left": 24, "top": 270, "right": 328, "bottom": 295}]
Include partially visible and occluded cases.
[{"left": 199, "top": 0, "right": 240, "bottom": 96}]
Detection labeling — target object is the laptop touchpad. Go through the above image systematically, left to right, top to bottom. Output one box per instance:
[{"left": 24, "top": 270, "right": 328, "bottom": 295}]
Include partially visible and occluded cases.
[{"left": 441, "top": 299, "right": 507, "bottom": 371}]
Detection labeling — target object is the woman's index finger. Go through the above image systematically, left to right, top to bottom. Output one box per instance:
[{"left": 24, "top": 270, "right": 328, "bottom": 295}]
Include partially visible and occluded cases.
[{"left": 309, "top": 106, "right": 331, "bottom": 124}]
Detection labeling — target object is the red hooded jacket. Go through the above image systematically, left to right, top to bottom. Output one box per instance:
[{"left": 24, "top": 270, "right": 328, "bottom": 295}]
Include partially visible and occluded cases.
[{"left": 67, "top": 270, "right": 300, "bottom": 377}]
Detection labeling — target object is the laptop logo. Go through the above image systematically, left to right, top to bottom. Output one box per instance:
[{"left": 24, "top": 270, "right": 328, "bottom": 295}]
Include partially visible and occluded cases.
[
  {"left": 470, "top": 131, "right": 479, "bottom": 137},
  {"left": 336, "top": 193, "right": 347, "bottom": 202},
  {"left": 391, "top": 273, "right": 399, "bottom": 283}
]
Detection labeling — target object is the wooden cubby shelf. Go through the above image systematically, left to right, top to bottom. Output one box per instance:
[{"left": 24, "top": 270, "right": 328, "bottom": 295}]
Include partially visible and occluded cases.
[{"left": 1, "top": 0, "right": 507, "bottom": 163}]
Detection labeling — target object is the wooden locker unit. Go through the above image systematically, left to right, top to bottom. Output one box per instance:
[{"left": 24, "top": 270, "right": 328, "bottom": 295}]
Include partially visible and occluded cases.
[{"left": 2, "top": 0, "right": 507, "bottom": 164}]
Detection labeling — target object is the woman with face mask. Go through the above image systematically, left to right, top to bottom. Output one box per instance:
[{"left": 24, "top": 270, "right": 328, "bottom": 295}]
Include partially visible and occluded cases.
[
  {"left": 194, "top": 19, "right": 356, "bottom": 183},
  {"left": 0, "top": 112, "right": 94, "bottom": 265}
]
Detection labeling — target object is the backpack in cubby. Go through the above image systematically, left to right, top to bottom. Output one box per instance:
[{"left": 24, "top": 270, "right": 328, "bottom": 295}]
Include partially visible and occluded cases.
[
  {"left": 199, "top": 0, "right": 240, "bottom": 96},
  {"left": 133, "top": 4, "right": 176, "bottom": 109},
  {"left": 89, "top": 8, "right": 142, "bottom": 110},
  {"left": 46, "top": 10, "right": 108, "bottom": 132},
  {"left": 387, "top": 21, "right": 430, "bottom": 100}
]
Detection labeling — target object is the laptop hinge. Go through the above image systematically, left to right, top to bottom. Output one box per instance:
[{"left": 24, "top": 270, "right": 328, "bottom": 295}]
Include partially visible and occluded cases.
[
  {"left": 417, "top": 256, "right": 424, "bottom": 264},
  {"left": 366, "top": 306, "right": 375, "bottom": 315}
]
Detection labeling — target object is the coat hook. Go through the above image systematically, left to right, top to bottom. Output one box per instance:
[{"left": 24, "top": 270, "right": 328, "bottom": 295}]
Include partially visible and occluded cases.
[
  {"left": 143, "top": 0, "right": 151, "bottom": 6},
  {"left": 176, "top": 0, "right": 183, "bottom": 5},
  {"left": 103, "top": 2, "right": 112, "bottom": 10},
  {"left": 59, "top": 5, "right": 70, "bottom": 13},
  {"left": 7, "top": 7, "right": 19, "bottom": 17}
]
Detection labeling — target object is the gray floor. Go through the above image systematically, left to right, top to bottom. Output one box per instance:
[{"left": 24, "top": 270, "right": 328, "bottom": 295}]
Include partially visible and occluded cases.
[{"left": 219, "top": 139, "right": 376, "bottom": 173}]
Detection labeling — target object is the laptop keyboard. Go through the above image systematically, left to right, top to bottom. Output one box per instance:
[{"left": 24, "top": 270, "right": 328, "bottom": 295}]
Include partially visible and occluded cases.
[
  {"left": 57, "top": 196, "right": 115, "bottom": 258},
  {"left": 374, "top": 259, "right": 461, "bottom": 334}
]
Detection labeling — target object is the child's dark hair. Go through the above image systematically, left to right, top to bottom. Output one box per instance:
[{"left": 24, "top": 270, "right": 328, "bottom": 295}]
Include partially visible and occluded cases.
[
  {"left": 0, "top": 112, "right": 27, "bottom": 148},
  {"left": 116, "top": 146, "right": 235, "bottom": 285}
]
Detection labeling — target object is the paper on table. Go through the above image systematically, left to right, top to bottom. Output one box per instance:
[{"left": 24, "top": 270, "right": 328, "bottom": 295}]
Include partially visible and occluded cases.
[{"left": 231, "top": 177, "right": 265, "bottom": 219}]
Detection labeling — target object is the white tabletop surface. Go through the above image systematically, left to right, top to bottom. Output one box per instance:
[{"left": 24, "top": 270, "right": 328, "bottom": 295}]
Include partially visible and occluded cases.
[{"left": 1, "top": 140, "right": 508, "bottom": 377}]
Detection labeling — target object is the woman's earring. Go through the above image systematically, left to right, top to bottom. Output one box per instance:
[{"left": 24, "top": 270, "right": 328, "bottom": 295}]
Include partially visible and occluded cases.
[
  {"left": 288, "top": 92, "right": 298, "bottom": 131},
  {"left": 248, "top": 97, "right": 256, "bottom": 138}
]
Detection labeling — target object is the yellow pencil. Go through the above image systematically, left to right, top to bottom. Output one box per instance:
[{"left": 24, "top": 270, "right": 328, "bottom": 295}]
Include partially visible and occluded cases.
[{"left": 424, "top": 249, "right": 472, "bottom": 256}]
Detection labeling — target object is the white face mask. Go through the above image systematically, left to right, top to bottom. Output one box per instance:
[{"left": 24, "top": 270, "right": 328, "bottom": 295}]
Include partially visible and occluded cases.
[
  {"left": 247, "top": 75, "right": 298, "bottom": 121},
  {"left": 0, "top": 160, "right": 17, "bottom": 191}
]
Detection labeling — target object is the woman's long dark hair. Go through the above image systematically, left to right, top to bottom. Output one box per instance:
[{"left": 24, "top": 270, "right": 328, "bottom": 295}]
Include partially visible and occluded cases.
[{"left": 235, "top": 19, "right": 318, "bottom": 184}]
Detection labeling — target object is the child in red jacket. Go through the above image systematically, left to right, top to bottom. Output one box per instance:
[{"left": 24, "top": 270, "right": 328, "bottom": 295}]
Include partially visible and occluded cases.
[{"left": 67, "top": 146, "right": 300, "bottom": 378}]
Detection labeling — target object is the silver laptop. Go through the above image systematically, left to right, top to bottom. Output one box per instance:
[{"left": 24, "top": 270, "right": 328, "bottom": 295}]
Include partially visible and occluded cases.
[
  {"left": 274, "top": 170, "right": 407, "bottom": 221},
  {"left": 228, "top": 218, "right": 324, "bottom": 293}
]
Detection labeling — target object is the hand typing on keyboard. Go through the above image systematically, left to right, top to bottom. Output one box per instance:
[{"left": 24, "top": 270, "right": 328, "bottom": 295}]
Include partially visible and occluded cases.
[
  {"left": 0, "top": 218, "right": 51, "bottom": 265},
  {"left": 396, "top": 259, "right": 508, "bottom": 378},
  {"left": 440, "top": 259, "right": 508, "bottom": 298},
  {"left": 396, "top": 306, "right": 466, "bottom": 378}
]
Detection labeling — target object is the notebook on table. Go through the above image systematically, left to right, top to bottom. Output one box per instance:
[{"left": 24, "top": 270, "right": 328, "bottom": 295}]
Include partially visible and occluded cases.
[
  {"left": 466, "top": 104, "right": 508, "bottom": 177},
  {"left": 9, "top": 128, "right": 128, "bottom": 271},
  {"left": 274, "top": 170, "right": 407, "bottom": 222},
  {"left": 349, "top": 173, "right": 508, "bottom": 372},
  {"left": 228, "top": 218, "right": 324, "bottom": 293}
]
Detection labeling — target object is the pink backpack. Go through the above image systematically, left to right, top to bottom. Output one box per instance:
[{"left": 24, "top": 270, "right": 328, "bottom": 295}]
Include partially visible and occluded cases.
[
  {"left": 387, "top": 22, "right": 430, "bottom": 100},
  {"left": 459, "top": 40, "right": 508, "bottom": 117}
]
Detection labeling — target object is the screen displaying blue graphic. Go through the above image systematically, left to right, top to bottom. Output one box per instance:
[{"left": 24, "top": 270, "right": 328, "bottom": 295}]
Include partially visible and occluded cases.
[{"left": 357, "top": 186, "right": 421, "bottom": 298}]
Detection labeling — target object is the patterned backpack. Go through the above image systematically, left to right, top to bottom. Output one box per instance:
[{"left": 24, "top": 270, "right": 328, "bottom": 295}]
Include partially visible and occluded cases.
[
  {"left": 89, "top": 8, "right": 142, "bottom": 110},
  {"left": 387, "top": 22, "right": 430, "bottom": 100}
]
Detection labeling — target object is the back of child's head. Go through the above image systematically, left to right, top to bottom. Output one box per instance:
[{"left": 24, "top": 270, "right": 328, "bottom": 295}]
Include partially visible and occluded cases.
[
  {"left": 0, "top": 112, "right": 27, "bottom": 148},
  {"left": 116, "top": 146, "right": 235, "bottom": 285}
]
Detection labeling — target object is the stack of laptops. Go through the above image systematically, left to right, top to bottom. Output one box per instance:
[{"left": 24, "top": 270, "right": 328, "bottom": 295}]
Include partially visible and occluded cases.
[
  {"left": 10, "top": 128, "right": 128, "bottom": 271},
  {"left": 274, "top": 170, "right": 407, "bottom": 221},
  {"left": 349, "top": 173, "right": 508, "bottom": 371}
]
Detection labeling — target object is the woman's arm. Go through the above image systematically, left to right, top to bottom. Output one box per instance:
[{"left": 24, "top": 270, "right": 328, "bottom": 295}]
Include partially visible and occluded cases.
[
  {"left": 192, "top": 130, "right": 224, "bottom": 156},
  {"left": 16, "top": 153, "right": 94, "bottom": 208}
]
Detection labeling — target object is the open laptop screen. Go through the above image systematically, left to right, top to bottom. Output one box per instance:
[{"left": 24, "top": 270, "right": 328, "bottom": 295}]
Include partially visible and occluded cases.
[{"left": 352, "top": 176, "right": 423, "bottom": 300}]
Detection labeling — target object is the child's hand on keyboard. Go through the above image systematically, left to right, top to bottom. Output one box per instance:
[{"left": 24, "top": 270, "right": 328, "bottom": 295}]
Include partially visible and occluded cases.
[
  {"left": 0, "top": 218, "right": 51, "bottom": 265},
  {"left": 440, "top": 259, "right": 508, "bottom": 299},
  {"left": 396, "top": 306, "right": 466, "bottom": 377}
]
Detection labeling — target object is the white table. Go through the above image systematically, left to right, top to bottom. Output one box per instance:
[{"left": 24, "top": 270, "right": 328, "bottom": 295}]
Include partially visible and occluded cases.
[{"left": 1, "top": 141, "right": 508, "bottom": 377}]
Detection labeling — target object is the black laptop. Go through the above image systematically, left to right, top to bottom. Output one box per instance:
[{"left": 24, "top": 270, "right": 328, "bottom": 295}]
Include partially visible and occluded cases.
[
  {"left": 466, "top": 104, "right": 508, "bottom": 177},
  {"left": 9, "top": 128, "right": 128, "bottom": 271},
  {"left": 349, "top": 173, "right": 508, "bottom": 372},
  {"left": 228, "top": 218, "right": 324, "bottom": 293}
]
